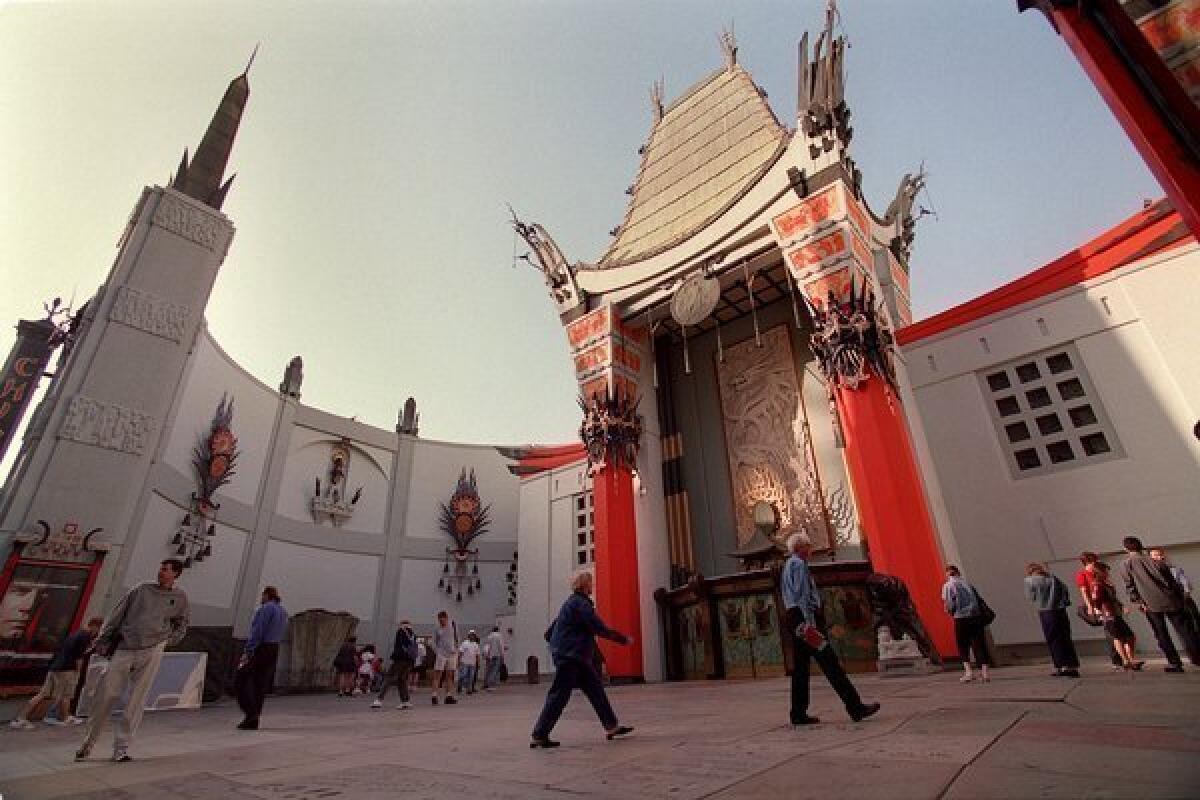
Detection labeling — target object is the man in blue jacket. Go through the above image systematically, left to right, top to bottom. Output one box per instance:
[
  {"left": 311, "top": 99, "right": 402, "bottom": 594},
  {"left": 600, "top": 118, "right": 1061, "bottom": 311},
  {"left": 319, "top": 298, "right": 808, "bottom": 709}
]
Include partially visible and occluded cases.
[
  {"left": 530, "top": 571, "right": 634, "bottom": 748},
  {"left": 235, "top": 586, "right": 288, "bottom": 730}
]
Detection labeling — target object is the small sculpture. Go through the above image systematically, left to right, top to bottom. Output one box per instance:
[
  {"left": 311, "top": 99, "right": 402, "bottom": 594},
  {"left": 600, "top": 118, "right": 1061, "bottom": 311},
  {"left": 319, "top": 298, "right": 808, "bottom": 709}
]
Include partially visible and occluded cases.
[
  {"left": 510, "top": 208, "right": 585, "bottom": 315},
  {"left": 280, "top": 356, "right": 303, "bottom": 398},
  {"left": 579, "top": 387, "right": 642, "bottom": 475},
  {"left": 311, "top": 438, "right": 364, "bottom": 526},
  {"left": 866, "top": 572, "right": 941, "bottom": 664}
]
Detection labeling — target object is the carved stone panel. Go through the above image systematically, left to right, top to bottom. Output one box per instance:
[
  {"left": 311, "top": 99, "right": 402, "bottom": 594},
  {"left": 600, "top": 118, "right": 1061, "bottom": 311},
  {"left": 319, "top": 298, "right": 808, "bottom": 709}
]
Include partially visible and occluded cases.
[
  {"left": 152, "top": 191, "right": 231, "bottom": 253},
  {"left": 109, "top": 286, "right": 191, "bottom": 342},
  {"left": 716, "top": 325, "right": 830, "bottom": 550},
  {"left": 58, "top": 394, "right": 154, "bottom": 456}
]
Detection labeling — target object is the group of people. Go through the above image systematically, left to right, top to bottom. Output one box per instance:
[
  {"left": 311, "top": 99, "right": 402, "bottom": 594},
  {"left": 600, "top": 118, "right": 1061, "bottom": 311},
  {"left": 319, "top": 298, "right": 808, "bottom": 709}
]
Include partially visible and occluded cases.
[{"left": 942, "top": 536, "right": 1200, "bottom": 684}]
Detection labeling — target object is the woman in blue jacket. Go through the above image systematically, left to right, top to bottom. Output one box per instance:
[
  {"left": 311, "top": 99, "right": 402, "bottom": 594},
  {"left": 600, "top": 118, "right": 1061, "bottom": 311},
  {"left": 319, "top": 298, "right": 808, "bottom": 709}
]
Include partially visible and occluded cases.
[{"left": 530, "top": 571, "right": 634, "bottom": 748}]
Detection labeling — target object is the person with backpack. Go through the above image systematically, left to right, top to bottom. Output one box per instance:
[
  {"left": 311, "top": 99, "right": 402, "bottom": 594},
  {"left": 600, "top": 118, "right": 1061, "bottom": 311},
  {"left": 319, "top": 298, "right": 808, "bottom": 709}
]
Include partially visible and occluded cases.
[
  {"left": 1023, "top": 563, "right": 1080, "bottom": 677},
  {"left": 942, "top": 565, "right": 993, "bottom": 683},
  {"left": 372, "top": 620, "right": 417, "bottom": 710}
]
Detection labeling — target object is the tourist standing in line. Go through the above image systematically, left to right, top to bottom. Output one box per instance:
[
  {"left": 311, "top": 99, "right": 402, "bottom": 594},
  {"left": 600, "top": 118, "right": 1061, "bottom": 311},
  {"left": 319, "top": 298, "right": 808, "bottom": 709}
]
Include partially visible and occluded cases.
[
  {"left": 783, "top": 532, "right": 880, "bottom": 726},
  {"left": 1120, "top": 535, "right": 1200, "bottom": 671},
  {"left": 1150, "top": 547, "right": 1199, "bottom": 630},
  {"left": 1075, "top": 552, "right": 1124, "bottom": 670},
  {"left": 76, "top": 559, "right": 190, "bottom": 763},
  {"left": 1089, "top": 562, "right": 1141, "bottom": 670},
  {"left": 1023, "top": 563, "right": 1080, "bottom": 677},
  {"left": 942, "top": 565, "right": 993, "bottom": 682},
  {"left": 530, "top": 571, "right": 634, "bottom": 748},
  {"left": 235, "top": 586, "right": 287, "bottom": 731},
  {"left": 430, "top": 611, "right": 458, "bottom": 705},
  {"left": 10, "top": 617, "right": 102, "bottom": 730},
  {"left": 372, "top": 619, "right": 417, "bottom": 710},
  {"left": 483, "top": 625, "right": 505, "bottom": 691},
  {"left": 457, "top": 631, "right": 481, "bottom": 694},
  {"left": 332, "top": 636, "right": 358, "bottom": 696},
  {"left": 411, "top": 637, "right": 429, "bottom": 690}
]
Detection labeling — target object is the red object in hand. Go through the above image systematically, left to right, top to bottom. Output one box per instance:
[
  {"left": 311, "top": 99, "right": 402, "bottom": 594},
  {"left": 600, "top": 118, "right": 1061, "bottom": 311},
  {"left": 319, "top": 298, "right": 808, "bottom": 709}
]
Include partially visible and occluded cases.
[{"left": 796, "top": 624, "right": 827, "bottom": 650}]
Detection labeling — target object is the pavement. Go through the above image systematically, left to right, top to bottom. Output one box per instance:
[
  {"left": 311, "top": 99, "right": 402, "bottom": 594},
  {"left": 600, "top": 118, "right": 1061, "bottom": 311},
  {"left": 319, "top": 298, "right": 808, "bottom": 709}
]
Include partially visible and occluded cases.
[{"left": 1, "top": 659, "right": 1199, "bottom": 799}]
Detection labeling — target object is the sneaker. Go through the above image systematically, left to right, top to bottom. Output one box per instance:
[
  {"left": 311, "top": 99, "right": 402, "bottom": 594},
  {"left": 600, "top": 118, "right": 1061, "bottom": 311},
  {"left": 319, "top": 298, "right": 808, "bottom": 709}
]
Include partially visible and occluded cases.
[
  {"left": 1164, "top": 665, "right": 1185, "bottom": 673},
  {"left": 959, "top": 673, "right": 975, "bottom": 683},
  {"left": 444, "top": 696, "right": 457, "bottom": 705},
  {"left": 370, "top": 699, "right": 382, "bottom": 709},
  {"left": 397, "top": 702, "right": 412, "bottom": 710},
  {"left": 64, "top": 716, "right": 85, "bottom": 726},
  {"left": 44, "top": 717, "right": 65, "bottom": 726},
  {"left": 8, "top": 719, "right": 35, "bottom": 730},
  {"left": 605, "top": 725, "right": 634, "bottom": 740},
  {"left": 74, "top": 744, "right": 92, "bottom": 761},
  {"left": 113, "top": 749, "right": 132, "bottom": 763}
]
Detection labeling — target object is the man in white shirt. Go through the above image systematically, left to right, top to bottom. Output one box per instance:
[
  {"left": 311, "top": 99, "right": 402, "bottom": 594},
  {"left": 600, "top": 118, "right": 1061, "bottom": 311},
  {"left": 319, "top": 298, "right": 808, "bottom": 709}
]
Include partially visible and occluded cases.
[
  {"left": 430, "top": 611, "right": 458, "bottom": 706},
  {"left": 483, "top": 626, "right": 505, "bottom": 691},
  {"left": 456, "top": 631, "right": 482, "bottom": 695}
]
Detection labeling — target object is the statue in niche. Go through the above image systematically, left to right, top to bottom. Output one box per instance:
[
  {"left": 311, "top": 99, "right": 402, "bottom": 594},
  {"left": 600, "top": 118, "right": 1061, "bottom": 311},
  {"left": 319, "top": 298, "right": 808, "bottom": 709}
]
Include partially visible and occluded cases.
[
  {"left": 280, "top": 356, "right": 303, "bottom": 398},
  {"left": 311, "top": 438, "right": 363, "bottom": 527}
]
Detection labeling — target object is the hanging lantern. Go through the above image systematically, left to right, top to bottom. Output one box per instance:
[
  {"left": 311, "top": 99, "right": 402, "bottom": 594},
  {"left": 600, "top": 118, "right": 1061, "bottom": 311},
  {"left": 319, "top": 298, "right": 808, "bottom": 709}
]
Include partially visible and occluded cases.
[
  {"left": 182, "top": 514, "right": 192, "bottom": 526},
  {"left": 207, "top": 524, "right": 216, "bottom": 537},
  {"left": 171, "top": 532, "right": 182, "bottom": 545},
  {"left": 176, "top": 543, "right": 187, "bottom": 556},
  {"left": 202, "top": 543, "right": 212, "bottom": 557},
  {"left": 183, "top": 556, "right": 192, "bottom": 568},
  {"left": 443, "top": 563, "right": 449, "bottom": 574},
  {"left": 472, "top": 563, "right": 478, "bottom": 575},
  {"left": 438, "top": 578, "right": 444, "bottom": 589},
  {"left": 475, "top": 578, "right": 481, "bottom": 590},
  {"left": 467, "top": 585, "right": 473, "bottom": 596},
  {"left": 456, "top": 591, "right": 462, "bottom": 602}
]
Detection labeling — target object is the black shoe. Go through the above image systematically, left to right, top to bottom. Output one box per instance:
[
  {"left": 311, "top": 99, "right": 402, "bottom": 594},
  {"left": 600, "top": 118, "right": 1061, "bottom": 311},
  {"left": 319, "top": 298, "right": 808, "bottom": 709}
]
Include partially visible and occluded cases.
[
  {"left": 1165, "top": 665, "right": 1185, "bottom": 673},
  {"left": 1060, "top": 669, "right": 1080, "bottom": 678},
  {"left": 444, "top": 695, "right": 457, "bottom": 704},
  {"left": 432, "top": 696, "right": 439, "bottom": 705},
  {"left": 850, "top": 702, "right": 881, "bottom": 723},
  {"left": 791, "top": 715, "right": 821, "bottom": 726},
  {"left": 237, "top": 719, "right": 259, "bottom": 730},
  {"left": 605, "top": 725, "right": 634, "bottom": 740},
  {"left": 530, "top": 736, "right": 560, "bottom": 749}
]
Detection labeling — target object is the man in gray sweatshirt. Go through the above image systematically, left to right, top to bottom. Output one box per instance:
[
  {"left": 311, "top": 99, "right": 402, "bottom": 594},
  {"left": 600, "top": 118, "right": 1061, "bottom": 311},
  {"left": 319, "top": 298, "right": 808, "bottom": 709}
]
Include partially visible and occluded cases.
[
  {"left": 1120, "top": 536, "right": 1200, "bottom": 672},
  {"left": 76, "top": 559, "right": 190, "bottom": 762}
]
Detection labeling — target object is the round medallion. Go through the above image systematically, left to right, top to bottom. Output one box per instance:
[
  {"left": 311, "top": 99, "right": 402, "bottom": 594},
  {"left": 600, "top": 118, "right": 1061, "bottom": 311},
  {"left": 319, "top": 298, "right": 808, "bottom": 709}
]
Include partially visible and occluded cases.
[{"left": 671, "top": 273, "right": 720, "bottom": 327}]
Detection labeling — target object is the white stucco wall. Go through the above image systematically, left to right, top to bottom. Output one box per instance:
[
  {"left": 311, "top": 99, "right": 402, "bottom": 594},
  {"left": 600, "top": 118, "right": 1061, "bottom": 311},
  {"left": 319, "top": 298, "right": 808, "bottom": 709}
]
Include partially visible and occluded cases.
[
  {"left": 902, "top": 244, "right": 1200, "bottom": 651},
  {"left": 403, "top": 441, "right": 520, "bottom": 542},
  {"left": 258, "top": 538, "right": 380, "bottom": 621}
]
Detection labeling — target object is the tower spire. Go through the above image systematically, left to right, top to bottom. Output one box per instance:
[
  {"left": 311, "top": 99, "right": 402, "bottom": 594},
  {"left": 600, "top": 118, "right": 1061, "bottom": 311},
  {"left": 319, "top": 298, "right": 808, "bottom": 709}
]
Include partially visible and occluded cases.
[{"left": 171, "top": 57, "right": 252, "bottom": 210}]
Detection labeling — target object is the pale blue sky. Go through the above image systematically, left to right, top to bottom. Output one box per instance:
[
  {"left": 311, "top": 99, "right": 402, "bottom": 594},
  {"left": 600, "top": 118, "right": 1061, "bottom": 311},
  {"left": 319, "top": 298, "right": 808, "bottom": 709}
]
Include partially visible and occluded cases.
[{"left": 0, "top": 1, "right": 1161, "bottom": 450}]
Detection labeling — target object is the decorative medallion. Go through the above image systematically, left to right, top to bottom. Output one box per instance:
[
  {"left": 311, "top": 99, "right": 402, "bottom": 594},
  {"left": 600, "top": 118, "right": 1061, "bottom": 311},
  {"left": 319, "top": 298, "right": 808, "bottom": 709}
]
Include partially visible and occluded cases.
[
  {"left": 670, "top": 273, "right": 720, "bottom": 327},
  {"left": 579, "top": 387, "right": 643, "bottom": 475},
  {"left": 171, "top": 394, "right": 239, "bottom": 567},
  {"left": 311, "top": 438, "right": 364, "bottom": 526},
  {"left": 437, "top": 468, "right": 492, "bottom": 602}
]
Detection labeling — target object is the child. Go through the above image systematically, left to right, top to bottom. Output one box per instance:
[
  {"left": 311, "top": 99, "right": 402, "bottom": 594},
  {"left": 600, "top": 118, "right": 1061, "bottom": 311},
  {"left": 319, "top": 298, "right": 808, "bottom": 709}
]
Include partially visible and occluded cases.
[
  {"left": 1090, "top": 562, "right": 1142, "bottom": 671},
  {"left": 356, "top": 645, "right": 377, "bottom": 694}
]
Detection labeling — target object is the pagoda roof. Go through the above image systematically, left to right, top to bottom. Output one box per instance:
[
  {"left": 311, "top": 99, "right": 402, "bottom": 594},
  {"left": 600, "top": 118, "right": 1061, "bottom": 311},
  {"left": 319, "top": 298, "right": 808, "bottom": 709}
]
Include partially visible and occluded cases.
[{"left": 596, "top": 65, "right": 789, "bottom": 269}]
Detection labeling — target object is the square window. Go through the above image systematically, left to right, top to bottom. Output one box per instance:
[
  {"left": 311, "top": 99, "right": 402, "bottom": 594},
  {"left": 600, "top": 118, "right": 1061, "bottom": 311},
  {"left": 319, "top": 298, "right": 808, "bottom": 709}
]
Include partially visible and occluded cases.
[
  {"left": 1046, "top": 352, "right": 1073, "bottom": 374},
  {"left": 1015, "top": 362, "right": 1041, "bottom": 383},
  {"left": 986, "top": 372, "right": 1011, "bottom": 392},
  {"left": 1057, "top": 378, "right": 1086, "bottom": 401},
  {"left": 1025, "top": 387, "right": 1052, "bottom": 409},
  {"left": 996, "top": 396, "right": 1020, "bottom": 416},
  {"left": 1068, "top": 405, "right": 1098, "bottom": 427},
  {"left": 1035, "top": 414, "right": 1063, "bottom": 435},
  {"left": 1005, "top": 421, "right": 1031, "bottom": 443},
  {"left": 1080, "top": 432, "right": 1111, "bottom": 456},
  {"left": 1046, "top": 441, "right": 1075, "bottom": 463},
  {"left": 1014, "top": 449, "right": 1041, "bottom": 470},
  {"left": 576, "top": 496, "right": 585, "bottom": 510},
  {"left": 577, "top": 515, "right": 586, "bottom": 527},
  {"left": 577, "top": 533, "right": 587, "bottom": 546},
  {"left": 577, "top": 552, "right": 587, "bottom": 566}
]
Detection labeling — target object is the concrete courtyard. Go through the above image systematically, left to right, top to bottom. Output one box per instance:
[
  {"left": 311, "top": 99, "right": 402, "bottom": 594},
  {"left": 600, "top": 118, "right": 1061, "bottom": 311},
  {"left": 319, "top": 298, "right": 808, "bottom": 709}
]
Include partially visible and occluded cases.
[{"left": 2, "top": 659, "right": 1199, "bottom": 799}]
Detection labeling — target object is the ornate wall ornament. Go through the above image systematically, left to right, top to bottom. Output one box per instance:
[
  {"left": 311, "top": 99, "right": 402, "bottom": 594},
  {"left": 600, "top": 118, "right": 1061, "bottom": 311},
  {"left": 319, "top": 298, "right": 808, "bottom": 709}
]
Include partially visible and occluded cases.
[
  {"left": 153, "top": 192, "right": 230, "bottom": 253},
  {"left": 510, "top": 209, "right": 585, "bottom": 316},
  {"left": 805, "top": 280, "right": 896, "bottom": 392},
  {"left": 109, "top": 286, "right": 191, "bottom": 342},
  {"left": 716, "top": 326, "right": 831, "bottom": 551},
  {"left": 579, "top": 387, "right": 643, "bottom": 475},
  {"left": 170, "top": 394, "right": 238, "bottom": 567},
  {"left": 59, "top": 395, "right": 154, "bottom": 456},
  {"left": 311, "top": 438, "right": 363, "bottom": 526},
  {"left": 436, "top": 468, "right": 492, "bottom": 602},
  {"left": 16, "top": 520, "right": 107, "bottom": 564}
]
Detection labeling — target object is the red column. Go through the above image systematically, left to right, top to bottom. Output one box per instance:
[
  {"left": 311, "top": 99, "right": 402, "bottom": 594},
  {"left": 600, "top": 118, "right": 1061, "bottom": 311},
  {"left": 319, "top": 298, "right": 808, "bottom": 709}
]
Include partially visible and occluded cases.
[
  {"left": 836, "top": 386, "right": 956, "bottom": 657},
  {"left": 591, "top": 464, "right": 643, "bottom": 679}
]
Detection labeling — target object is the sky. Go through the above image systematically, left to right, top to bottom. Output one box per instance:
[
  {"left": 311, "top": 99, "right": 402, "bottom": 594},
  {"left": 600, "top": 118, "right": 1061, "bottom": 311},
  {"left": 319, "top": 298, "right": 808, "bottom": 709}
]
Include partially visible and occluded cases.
[{"left": 0, "top": 0, "right": 1162, "bottom": 453}]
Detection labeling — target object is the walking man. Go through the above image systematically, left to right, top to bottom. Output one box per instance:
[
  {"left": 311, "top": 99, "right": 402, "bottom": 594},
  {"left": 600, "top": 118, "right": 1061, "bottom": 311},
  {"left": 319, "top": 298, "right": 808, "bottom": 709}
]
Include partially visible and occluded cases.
[
  {"left": 784, "top": 533, "right": 880, "bottom": 726},
  {"left": 1120, "top": 536, "right": 1200, "bottom": 672},
  {"left": 77, "top": 559, "right": 189, "bottom": 762},
  {"left": 530, "top": 571, "right": 633, "bottom": 748},
  {"left": 235, "top": 586, "right": 287, "bottom": 730},
  {"left": 430, "top": 611, "right": 458, "bottom": 705},
  {"left": 10, "top": 617, "right": 103, "bottom": 730},
  {"left": 372, "top": 619, "right": 417, "bottom": 709},
  {"left": 483, "top": 625, "right": 505, "bottom": 691}
]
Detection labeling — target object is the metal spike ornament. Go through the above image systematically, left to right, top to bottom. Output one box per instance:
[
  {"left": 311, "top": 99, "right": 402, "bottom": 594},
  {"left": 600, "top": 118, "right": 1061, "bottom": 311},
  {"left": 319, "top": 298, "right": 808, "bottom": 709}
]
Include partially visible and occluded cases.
[{"left": 436, "top": 467, "right": 493, "bottom": 602}]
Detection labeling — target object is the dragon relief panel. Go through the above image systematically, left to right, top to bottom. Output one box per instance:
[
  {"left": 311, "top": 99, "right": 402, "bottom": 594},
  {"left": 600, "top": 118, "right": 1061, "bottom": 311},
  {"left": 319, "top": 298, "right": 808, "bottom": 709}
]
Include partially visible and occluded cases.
[{"left": 717, "top": 325, "right": 831, "bottom": 551}]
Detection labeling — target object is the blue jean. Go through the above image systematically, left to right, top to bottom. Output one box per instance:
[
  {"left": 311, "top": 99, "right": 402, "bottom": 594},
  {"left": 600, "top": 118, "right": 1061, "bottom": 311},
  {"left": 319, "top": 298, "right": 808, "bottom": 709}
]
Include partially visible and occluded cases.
[
  {"left": 483, "top": 657, "right": 503, "bottom": 688},
  {"left": 532, "top": 657, "right": 617, "bottom": 739},
  {"left": 456, "top": 664, "right": 477, "bottom": 693}
]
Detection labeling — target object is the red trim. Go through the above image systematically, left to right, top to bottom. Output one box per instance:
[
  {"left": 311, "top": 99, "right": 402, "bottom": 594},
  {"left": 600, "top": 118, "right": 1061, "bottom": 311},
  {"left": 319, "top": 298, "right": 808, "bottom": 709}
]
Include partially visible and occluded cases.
[
  {"left": 898, "top": 201, "right": 1192, "bottom": 345},
  {"left": 514, "top": 442, "right": 588, "bottom": 478},
  {"left": 592, "top": 465, "right": 643, "bottom": 679},
  {"left": 0, "top": 546, "right": 23, "bottom": 605},
  {"left": 69, "top": 554, "right": 106, "bottom": 633}
]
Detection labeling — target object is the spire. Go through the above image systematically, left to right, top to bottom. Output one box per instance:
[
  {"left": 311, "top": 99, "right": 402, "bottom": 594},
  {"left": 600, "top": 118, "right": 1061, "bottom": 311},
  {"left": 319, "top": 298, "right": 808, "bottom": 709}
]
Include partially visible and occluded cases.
[{"left": 171, "top": 54, "right": 253, "bottom": 210}]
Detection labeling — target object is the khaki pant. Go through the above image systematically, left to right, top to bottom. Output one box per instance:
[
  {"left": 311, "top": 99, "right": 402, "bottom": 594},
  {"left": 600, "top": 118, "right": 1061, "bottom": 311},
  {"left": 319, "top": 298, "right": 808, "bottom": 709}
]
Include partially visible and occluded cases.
[{"left": 83, "top": 642, "right": 165, "bottom": 753}]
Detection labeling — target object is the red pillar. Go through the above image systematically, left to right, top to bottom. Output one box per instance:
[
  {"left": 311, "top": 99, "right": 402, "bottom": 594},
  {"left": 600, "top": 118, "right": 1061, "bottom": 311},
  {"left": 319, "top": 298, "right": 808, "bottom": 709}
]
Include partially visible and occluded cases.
[
  {"left": 836, "top": 386, "right": 957, "bottom": 658},
  {"left": 591, "top": 463, "right": 643, "bottom": 679}
]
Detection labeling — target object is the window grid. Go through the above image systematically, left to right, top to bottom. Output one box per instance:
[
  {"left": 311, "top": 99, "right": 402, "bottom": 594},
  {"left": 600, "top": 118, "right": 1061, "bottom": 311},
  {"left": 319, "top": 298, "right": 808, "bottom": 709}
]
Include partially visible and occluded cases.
[
  {"left": 979, "top": 344, "right": 1122, "bottom": 479},
  {"left": 573, "top": 491, "right": 595, "bottom": 567}
]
